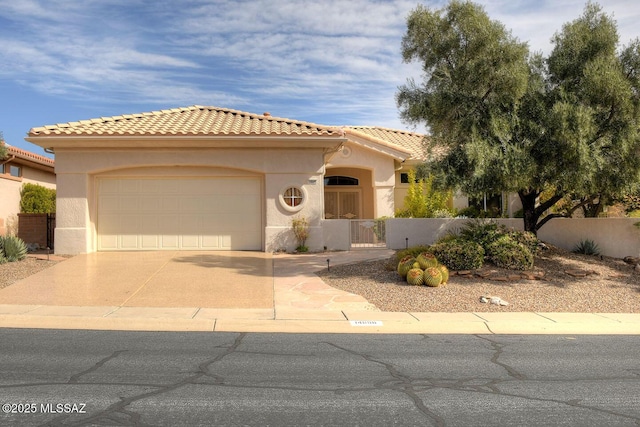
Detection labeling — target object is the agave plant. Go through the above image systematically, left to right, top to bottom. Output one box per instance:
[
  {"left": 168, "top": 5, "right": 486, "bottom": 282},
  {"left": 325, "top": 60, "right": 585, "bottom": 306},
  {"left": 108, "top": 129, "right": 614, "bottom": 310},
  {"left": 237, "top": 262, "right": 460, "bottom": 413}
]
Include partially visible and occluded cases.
[
  {"left": 0, "top": 235, "right": 28, "bottom": 262},
  {"left": 573, "top": 239, "right": 600, "bottom": 256}
]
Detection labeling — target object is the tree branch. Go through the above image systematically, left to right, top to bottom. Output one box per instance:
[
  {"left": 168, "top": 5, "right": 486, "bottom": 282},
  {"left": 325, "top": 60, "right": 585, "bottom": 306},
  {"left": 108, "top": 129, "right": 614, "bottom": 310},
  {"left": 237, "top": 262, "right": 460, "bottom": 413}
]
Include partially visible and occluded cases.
[{"left": 534, "top": 193, "right": 565, "bottom": 216}]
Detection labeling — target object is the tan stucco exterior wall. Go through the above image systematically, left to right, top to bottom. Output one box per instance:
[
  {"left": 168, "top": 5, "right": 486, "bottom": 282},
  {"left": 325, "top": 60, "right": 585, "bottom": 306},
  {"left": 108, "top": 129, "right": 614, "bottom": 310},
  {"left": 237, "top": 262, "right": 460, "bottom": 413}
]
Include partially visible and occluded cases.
[{"left": 52, "top": 147, "right": 329, "bottom": 254}]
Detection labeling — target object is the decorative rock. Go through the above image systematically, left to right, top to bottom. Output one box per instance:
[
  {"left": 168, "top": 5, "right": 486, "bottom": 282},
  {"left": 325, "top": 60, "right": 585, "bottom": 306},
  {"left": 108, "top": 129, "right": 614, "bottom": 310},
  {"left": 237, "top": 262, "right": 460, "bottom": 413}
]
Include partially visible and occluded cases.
[
  {"left": 475, "top": 270, "right": 495, "bottom": 278},
  {"left": 565, "top": 270, "right": 588, "bottom": 278},
  {"left": 480, "top": 295, "right": 509, "bottom": 306}
]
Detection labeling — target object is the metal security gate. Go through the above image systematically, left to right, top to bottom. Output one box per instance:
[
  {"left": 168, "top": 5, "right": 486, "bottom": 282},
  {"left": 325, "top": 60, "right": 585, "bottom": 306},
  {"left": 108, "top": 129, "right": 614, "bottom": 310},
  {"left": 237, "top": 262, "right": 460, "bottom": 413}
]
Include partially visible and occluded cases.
[
  {"left": 46, "top": 213, "right": 55, "bottom": 250},
  {"left": 350, "top": 219, "right": 386, "bottom": 249}
]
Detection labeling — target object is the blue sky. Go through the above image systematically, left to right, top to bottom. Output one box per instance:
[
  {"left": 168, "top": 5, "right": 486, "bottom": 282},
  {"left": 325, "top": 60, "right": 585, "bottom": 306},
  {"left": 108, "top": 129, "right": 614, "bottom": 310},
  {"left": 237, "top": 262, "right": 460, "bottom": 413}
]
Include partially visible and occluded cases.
[{"left": 1, "top": 0, "right": 640, "bottom": 157}]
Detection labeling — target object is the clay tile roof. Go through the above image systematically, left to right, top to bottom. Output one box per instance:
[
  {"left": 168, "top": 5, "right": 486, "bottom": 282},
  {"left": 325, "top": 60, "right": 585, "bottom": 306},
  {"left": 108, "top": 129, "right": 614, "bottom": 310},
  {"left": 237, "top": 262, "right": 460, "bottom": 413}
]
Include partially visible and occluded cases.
[
  {"left": 28, "top": 105, "right": 342, "bottom": 138},
  {"left": 345, "top": 126, "right": 440, "bottom": 161},
  {"left": 4, "top": 144, "right": 55, "bottom": 167}
]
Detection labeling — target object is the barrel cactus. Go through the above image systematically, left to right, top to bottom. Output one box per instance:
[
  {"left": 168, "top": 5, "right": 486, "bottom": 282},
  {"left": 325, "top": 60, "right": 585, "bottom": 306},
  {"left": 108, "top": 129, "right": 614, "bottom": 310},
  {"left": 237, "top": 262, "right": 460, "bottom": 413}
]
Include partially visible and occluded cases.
[
  {"left": 416, "top": 252, "right": 438, "bottom": 269},
  {"left": 397, "top": 257, "right": 417, "bottom": 278},
  {"left": 437, "top": 264, "right": 449, "bottom": 285},
  {"left": 423, "top": 267, "right": 443, "bottom": 287},
  {"left": 406, "top": 268, "right": 425, "bottom": 286}
]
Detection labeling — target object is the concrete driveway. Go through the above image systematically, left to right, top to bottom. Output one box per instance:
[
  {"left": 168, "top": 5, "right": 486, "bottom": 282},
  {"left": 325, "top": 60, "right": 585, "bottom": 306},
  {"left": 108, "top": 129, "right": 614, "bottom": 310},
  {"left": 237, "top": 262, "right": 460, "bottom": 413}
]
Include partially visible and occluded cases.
[{"left": 0, "top": 251, "right": 274, "bottom": 309}]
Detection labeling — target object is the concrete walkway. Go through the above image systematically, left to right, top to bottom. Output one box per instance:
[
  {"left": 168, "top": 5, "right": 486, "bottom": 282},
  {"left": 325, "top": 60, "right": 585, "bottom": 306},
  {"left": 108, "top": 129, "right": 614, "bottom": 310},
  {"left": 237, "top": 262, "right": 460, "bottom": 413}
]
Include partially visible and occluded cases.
[{"left": 0, "top": 250, "right": 639, "bottom": 334}]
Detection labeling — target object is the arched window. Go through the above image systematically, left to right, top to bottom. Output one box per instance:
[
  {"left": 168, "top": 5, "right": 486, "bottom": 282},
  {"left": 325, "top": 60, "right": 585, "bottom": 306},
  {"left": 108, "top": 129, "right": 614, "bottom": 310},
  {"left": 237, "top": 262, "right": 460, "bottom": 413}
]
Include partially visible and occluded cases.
[{"left": 324, "top": 176, "right": 359, "bottom": 186}]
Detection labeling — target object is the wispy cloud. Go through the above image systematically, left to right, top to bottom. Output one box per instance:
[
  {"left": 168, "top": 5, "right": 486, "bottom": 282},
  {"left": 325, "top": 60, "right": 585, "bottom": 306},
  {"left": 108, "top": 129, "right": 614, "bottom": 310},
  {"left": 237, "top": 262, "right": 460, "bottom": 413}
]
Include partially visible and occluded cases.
[{"left": 1, "top": 0, "right": 639, "bottom": 138}]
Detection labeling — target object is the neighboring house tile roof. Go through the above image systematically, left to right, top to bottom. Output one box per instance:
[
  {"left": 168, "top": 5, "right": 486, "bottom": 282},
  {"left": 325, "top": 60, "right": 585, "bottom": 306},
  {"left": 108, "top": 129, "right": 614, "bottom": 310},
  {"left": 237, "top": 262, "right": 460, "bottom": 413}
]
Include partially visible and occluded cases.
[
  {"left": 28, "top": 105, "right": 342, "bottom": 138},
  {"left": 345, "top": 126, "right": 431, "bottom": 161},
  {"left": 3, "top": 144, "right": 54, "bottom": 168}
]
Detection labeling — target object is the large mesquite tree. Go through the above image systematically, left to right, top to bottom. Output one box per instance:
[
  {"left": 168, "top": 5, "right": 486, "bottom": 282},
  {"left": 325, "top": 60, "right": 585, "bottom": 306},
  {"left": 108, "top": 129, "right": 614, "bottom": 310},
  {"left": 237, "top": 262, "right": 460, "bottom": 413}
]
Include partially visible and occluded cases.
[{"left": 397, "top": 1, "right": 640, "bottom": 233}]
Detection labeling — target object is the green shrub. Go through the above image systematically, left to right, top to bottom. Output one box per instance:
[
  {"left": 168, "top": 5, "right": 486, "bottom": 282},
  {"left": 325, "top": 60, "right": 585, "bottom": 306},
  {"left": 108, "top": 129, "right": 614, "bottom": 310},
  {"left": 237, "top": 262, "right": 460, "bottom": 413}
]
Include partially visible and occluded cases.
[
  {"left": 395, "top": 169, "right": 452, "bottom": 218},
  {"left": 20, "top": 183, "right": 56, "bottom": 214},
  {"left": 456, "top": 206, "right": 482, "bottom": 218},
  {"left": 459, "top": 219, "right": 506, "bottom": 251},
  {"left": 435, "top": 228, "right": 460, "bottom": 244},
  {"left": 506, "top": 230, "right": 540, "bottom": 256},
  {"left": 0, "top": 235, "right": 28, "bottom": 262},
  {"left": 485, "top": 235, "right": 534, "bottom": 270},
  {"left": 430, "top": 239, "right": 484, "bottom": 270},
  {"left": 573, "top": 239, "right": 600, "bottom": 256},
  {"left": 0, "top": 251, "right": 6, "bottom": 265}
]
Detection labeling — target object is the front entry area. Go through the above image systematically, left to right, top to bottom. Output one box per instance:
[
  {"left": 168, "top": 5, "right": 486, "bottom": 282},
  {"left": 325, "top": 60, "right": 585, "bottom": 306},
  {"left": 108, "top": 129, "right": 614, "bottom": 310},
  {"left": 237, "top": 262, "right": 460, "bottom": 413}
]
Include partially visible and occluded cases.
[
  {"left": 323, "top": 168, "right": 374, "bottom": 220},
  {"left": 97, "top": 177, "right": 262, "bottom": 251}
]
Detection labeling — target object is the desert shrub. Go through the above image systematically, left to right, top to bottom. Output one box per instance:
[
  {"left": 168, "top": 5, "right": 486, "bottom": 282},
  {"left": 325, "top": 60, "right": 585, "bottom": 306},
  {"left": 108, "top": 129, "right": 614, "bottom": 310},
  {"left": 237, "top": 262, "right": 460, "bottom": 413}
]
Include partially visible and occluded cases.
[
  {"left": 395, "top": 169, "right": 452, "bottom": 218},
  {"left": 20, "top": 183, "right": 56, "bottom": 214},
  {"left": 456, "top": 206, "right": 482, "bottom": 218},
  {"left": 291, "top": 216, "right": 309, "bottom": 252},
  {"left": 459, "top": 219, "right": 506, "bottom": 251},
  {"left": 435, "top": 228, "right": 460, "bottom": 244},
  {"left": 506, "top": 230, "right": 540, "bottom": 256},
  {"left": 0, "top": 235, "right": 28, "bottom": 262},
  {"left": 485, "top": 235, "right": 534, "bottom": 270},
  {"left": 430, "top": 239, "right": 484, "bottom": 270},
  {"left": 573, "top": 239, "right": 600, "bottom": 256},
  {"left": 395, "top": 245, "right": 432, "bottom": 263},
  {"left": 0, "top": 251, "right": 6, "bottom": 264}
]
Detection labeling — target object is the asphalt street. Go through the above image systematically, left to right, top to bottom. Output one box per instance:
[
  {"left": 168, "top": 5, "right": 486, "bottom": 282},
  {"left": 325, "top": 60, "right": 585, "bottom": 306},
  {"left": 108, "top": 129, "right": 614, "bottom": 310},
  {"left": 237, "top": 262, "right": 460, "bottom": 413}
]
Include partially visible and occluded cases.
[{"left": 1, "top": 329, "right": 639, "bottom": 426}]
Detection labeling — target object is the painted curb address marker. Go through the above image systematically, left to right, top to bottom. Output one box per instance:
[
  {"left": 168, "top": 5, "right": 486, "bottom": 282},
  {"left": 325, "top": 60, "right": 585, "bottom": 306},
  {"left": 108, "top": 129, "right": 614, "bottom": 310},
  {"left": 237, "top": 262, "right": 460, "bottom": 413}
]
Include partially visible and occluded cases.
[{"left": 350, "top": 320, "right": 383, "bottom": 327}]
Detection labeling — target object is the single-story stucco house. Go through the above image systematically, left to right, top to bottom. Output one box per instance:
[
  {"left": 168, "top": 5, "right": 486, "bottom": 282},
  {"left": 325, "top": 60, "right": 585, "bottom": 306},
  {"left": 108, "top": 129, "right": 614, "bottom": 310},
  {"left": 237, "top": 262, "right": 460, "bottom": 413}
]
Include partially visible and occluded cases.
[
  {"left": 25, "top": 105, "right": 518, "bottom": 255},
  {"left": 0, "top": 143, "right": 56, "bottom": 236}
]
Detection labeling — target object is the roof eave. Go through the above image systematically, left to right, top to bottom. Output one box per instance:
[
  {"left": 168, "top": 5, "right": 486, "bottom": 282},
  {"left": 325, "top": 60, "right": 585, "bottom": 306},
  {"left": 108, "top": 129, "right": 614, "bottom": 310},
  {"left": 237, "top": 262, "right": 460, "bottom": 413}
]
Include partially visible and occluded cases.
[
  {"left": 25, "top": 135, "right": 348, "bottom": 151},
  {"left": 345, "top": 136, "right": 413, "bottom": 161}
]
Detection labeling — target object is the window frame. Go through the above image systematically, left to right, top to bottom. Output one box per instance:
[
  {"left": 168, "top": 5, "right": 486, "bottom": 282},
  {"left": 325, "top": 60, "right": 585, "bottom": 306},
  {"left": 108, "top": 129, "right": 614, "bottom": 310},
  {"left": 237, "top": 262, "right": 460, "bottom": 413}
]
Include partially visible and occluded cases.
[{"left": 279, "top": 185, "right": 307, "bottom": 213}]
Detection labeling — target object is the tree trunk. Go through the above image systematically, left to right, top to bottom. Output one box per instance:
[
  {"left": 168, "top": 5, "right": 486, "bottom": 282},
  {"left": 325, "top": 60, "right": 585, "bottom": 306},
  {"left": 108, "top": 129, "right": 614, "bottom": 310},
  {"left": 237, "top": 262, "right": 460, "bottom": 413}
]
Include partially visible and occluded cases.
[{"left": 518, "top": 190, "right": 539, "bottom": 235}]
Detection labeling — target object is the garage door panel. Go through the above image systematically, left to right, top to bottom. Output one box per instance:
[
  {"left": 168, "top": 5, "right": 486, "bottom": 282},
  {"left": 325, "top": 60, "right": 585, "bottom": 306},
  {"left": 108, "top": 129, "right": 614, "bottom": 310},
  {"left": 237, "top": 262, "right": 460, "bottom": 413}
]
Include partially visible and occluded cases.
[
  {"left": 98, "top": 177, "right": 261, "bottom": 251},
  {"left": 120, "top": 180, "right": 141, "bottom": 194},
  {"left": 140, "top": 197, "right": 161, "bottom": 212},
  {"left": 141, "top": 234, "right": 159, "bottom": 249},
  {"left": 160, "top": 234, "right": 180, "bottom": 249},
  {"left": 180, "top": 235, "right": 200, "bottom": 249}
]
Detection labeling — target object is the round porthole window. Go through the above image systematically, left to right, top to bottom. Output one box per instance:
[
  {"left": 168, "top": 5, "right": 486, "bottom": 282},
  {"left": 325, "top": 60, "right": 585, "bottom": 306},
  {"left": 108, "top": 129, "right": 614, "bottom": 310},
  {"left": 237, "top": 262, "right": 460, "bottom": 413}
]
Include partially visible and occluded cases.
[{"left": 279, "top": 185, "right": 307, "bottom": 212}]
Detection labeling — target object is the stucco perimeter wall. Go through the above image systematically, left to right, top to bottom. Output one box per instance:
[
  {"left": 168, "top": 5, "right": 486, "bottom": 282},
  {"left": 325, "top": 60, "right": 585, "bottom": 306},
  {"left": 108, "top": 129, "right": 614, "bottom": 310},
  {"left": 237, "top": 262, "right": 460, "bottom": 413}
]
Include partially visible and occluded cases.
[
  {"left": 386, "top": 218, "right": 640, "bottom": 259},
  {"left": 536, "top": 218, "right": 640, "bottom": 259}
]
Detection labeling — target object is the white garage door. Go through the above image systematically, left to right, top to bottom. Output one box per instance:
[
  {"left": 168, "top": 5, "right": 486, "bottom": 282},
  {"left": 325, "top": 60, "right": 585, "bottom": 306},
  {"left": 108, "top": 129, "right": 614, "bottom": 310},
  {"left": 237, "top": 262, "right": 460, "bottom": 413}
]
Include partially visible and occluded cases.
[{"left": 97, "top": 177, "right": 262, "bottom": 251}]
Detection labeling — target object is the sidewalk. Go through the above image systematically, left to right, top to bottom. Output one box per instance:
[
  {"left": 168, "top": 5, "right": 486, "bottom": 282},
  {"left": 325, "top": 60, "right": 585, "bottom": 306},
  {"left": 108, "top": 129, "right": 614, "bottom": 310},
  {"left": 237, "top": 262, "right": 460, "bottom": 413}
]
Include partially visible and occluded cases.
[{"left": 1, "top": 250, "right": 639, "bottom": 334}]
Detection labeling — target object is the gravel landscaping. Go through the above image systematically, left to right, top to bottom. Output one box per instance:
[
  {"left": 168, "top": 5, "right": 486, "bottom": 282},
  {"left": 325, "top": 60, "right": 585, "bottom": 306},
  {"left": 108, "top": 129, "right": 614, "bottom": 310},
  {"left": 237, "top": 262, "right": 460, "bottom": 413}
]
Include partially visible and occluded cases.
[
  {"left": 317, "top": 246, "right": 640, "bottom": 313},
  {"left": 0, "top": 256, "right": 64, "bottom": 290}
]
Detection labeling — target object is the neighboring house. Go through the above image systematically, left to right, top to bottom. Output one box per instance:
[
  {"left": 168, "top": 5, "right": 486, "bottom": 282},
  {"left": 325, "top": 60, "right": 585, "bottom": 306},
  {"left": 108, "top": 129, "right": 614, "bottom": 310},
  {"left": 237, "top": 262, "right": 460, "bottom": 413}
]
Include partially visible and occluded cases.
[
  {"left": 24, "top": 105, "right": 518, "bottom": 254},
  {"left": 0, "top": 143, "right": 56, "bottom": 235}
]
